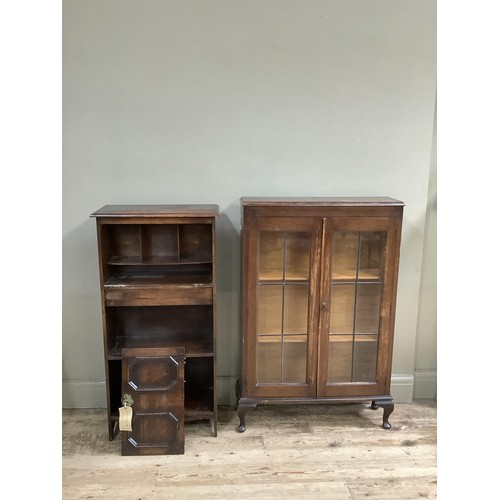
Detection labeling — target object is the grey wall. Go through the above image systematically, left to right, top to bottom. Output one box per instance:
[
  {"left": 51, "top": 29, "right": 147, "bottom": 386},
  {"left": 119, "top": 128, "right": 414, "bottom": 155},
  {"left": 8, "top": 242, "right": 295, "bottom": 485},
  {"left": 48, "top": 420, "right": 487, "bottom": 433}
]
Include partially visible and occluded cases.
[
  {"left": 63, "top": 0, "right": 436, "bottom": 406},
  {"left": 414, "top": 99, "right": 437, "bottom": 398}
]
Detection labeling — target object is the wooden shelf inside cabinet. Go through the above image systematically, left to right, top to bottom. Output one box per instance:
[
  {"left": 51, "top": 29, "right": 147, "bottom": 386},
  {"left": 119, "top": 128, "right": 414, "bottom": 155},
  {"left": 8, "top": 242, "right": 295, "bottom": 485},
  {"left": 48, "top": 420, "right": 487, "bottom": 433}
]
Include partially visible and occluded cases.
[
  {"left": 91, "top": 204, "right": 219, "bottom": 441},
  {"left": 108, "top": 255, "right": 213, "bottom": 266},
  {"left": 332, "top": 270, "right": 382, "bottom": 281},
  {"left": 258, "top": 272, "right": 311, "bottom": 282},
  {"left": 105, "top": 273, "right": 212, "bottom": 287},
  {"left": 331, "top": 278, "right": 382, "bottom": 284},
  {"left": 258, "top": 279, "right": 310, "bottom": 285},
  {"left": 108, "top": 338, "right": 214, "bottom": 359},
  {"left": 185, "top": 387, "right": 215, "bottom": 418}
]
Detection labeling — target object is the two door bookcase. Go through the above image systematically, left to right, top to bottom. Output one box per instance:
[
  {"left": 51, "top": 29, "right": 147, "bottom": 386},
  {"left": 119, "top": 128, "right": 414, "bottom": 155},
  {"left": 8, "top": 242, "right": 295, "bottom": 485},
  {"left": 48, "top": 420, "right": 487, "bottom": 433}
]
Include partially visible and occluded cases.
[
  {"left": 236, "top": 197, "right": 404, "bottom": 431},
  {"left": 91, "top": 205, "right": 218, "bottom": 442}
]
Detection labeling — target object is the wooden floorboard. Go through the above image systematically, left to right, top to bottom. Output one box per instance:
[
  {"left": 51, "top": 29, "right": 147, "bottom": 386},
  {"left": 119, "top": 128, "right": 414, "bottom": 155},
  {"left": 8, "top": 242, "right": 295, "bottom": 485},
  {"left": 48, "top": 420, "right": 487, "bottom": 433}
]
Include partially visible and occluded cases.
[{"left": 63, "top": 400, "right": 436, "bottom": 499}]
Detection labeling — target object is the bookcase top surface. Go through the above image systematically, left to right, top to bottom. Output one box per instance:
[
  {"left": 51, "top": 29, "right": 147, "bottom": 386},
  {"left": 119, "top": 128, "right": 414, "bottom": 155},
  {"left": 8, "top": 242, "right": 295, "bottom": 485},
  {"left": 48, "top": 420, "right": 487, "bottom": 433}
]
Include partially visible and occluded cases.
[
  {"left": 240, "top": 197, "right": 404, "bottom": 207},
  {"left": 90, "top": 204, "right": 219, "bottom": 218}
]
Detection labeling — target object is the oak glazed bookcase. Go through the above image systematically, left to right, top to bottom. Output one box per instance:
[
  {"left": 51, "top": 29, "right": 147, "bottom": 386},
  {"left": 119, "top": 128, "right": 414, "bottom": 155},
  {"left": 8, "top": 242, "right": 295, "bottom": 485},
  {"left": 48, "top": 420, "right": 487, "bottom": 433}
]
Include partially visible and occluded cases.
[
  {"left": 236, "top": 197, "right": 404, "bottom": 432},
  {"left": 91, "top": 205, "right": 218, "bottom": 445}
]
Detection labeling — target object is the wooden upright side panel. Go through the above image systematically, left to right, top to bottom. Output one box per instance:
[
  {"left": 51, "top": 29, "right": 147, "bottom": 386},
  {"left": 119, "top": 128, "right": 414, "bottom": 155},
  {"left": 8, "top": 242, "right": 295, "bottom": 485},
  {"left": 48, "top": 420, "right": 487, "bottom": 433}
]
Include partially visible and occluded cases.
[{"left": 121, "top": 347, "right": 185, "bottom": 456}]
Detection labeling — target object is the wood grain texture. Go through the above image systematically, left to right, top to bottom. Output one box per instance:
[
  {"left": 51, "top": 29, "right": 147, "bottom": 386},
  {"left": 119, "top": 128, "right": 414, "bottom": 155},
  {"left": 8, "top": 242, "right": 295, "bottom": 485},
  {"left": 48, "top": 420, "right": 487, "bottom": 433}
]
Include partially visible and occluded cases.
[
  {"left": 240, "top": 197, "right": 404, "bottom": 206},
  {"left": 239, "top": 200, "right": 403, "bottom": 429},
  {"left": 91, "top": 205, "right": 219, "bottom": 218},
  {"left": 91, "top": 208, "right": 218, "bottom": 440},
  {"left": 104, "top": 282, "right": 212, "bottom": 306},
  {"left": 121, "top": 347, "right": 185, "bottom": 456},
  {"left": 63, "top": 400, "right": 436, "bottom": 499}
]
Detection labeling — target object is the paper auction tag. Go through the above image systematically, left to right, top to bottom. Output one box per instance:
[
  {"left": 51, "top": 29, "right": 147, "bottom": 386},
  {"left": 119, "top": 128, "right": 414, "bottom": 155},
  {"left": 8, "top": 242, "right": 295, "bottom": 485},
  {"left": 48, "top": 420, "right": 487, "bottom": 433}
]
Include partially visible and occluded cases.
[{"left": 119, "top": 405, "right": 133, "bottom": 432}]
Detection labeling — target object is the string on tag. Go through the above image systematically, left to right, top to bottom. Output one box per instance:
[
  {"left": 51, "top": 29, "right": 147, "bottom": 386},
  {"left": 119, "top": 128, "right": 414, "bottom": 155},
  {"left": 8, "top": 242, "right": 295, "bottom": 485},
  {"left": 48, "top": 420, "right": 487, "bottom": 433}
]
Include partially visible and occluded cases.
[{"left": 119, "top": 393, "right": 134, "bottom": 432}]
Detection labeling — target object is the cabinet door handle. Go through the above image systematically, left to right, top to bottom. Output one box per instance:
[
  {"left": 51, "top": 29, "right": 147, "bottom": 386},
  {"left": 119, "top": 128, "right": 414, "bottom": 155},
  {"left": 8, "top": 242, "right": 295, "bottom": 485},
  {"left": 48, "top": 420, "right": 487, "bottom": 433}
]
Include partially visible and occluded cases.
[{"left": 321, "top": 302, "right": 328, "bottom": 311}]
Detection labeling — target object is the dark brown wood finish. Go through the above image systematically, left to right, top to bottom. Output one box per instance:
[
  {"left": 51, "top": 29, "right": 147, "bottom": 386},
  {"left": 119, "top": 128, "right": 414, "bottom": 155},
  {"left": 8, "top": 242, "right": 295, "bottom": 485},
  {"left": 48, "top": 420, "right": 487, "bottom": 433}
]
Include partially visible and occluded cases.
[
  {"left": 240, "top": 196, "right": 404, "bottom": 206},
  {"left": 237, "top": 197, "right": 403, "bottom": 432},
  {"left": 91, "top": 204, "right": 219, "bottom": 218},
  {"left": 91, "top": 205, "right": 219, "bottom": 442},
  {"left": 245, "top": 216, "right": 322, "bottom": 399},
  {"left": 317, "top": 216, "right": 398, "bottom": 398},
  {"left": 121, "top": 347, "right": 185, "bottom": 455}
]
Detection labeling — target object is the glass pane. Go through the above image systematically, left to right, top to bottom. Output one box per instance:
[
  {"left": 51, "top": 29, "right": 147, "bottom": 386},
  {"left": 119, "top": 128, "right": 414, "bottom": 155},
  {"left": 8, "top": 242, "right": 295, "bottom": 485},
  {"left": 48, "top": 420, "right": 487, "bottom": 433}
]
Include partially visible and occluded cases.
[
  {"left": 259, "top": 232, "right": 284, "bottom": 280},
  {"left": 332, "top": 232, "right": 358, "bottom": 279},
  {"left": 359, "top": 232, "right": 385, "bottom": 279},
  {"left": 285, "top": 233, "right": 311, "bottom": 280},
  {"left": 330, "top": 284, "right": 355, "bottom": 334},
  {"left": 355, "top": 284, "right": 381, "bottom": 334},
  {"left": 257, "top": 285, "right": 282, "bottom": 334},
  {"left": 283, "top": 285, "right": 309, "bottom": 334},
  {"left": 256, "top": 335, "right": 281, "bottom": 383},
  {"left": 283, "top": 335, "right": 307, "bottom": 383},
  {"left": 328, "top": 335, "right": 352, "bottom": 382},
  {"left": 352, "top": 335, "right": 378, "bottom": 382}
]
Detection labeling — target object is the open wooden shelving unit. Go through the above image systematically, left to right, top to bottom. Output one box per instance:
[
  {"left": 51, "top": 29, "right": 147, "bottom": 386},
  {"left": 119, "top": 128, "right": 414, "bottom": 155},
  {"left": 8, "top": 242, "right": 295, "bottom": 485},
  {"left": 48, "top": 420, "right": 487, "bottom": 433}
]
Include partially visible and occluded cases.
[{"left": 91, "top": 205, "right": 219, "bottom": 442}]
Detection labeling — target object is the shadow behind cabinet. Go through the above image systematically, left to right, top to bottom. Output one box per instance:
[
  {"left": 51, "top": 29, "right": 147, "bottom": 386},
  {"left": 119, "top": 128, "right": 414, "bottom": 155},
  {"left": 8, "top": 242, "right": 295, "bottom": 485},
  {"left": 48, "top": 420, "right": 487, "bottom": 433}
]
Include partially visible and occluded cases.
[
  {"left": 237, "top": 197, "right": 404, "bottom": 431},
  {"left": 91, "top": 205, "right": 218, "bottom": 445}
]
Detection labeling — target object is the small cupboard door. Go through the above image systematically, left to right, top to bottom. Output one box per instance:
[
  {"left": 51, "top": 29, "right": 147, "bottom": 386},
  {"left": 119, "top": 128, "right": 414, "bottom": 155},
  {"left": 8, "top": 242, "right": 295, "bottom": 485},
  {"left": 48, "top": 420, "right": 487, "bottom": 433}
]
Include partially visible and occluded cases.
[
  {"left": 244, "top": 216, "right": 322, "bottom": 398},
  {"left": 317, "top": 217, "right": 399, "bottom": 397},
  {"left": 121, "top": 347, "right": 185, "bottom": 455}
]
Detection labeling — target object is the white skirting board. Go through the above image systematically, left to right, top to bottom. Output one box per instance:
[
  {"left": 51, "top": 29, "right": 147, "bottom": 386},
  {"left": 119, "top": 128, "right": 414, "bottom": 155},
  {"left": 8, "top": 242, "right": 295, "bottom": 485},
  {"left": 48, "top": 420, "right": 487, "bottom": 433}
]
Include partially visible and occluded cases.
[{"left": 62, "top": 374, "right": 420, "bottom": 408}]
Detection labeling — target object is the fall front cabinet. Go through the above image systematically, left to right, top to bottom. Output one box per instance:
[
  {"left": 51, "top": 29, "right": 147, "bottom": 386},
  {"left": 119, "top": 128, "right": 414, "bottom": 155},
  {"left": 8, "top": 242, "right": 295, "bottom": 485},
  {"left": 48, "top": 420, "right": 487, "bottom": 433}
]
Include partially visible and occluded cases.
[
  {"left": 236, "top": 198, "right": 404, "bottom": 431},
  {"left": 91, "top": 205, "right": 218, "bottom": 451}
]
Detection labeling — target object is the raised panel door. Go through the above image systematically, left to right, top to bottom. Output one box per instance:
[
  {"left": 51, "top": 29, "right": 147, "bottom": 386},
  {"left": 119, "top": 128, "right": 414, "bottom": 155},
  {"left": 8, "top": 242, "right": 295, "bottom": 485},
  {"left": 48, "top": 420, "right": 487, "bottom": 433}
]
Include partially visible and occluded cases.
[{"left": 121, "top": 347, "right": 185, "bottom": 455}]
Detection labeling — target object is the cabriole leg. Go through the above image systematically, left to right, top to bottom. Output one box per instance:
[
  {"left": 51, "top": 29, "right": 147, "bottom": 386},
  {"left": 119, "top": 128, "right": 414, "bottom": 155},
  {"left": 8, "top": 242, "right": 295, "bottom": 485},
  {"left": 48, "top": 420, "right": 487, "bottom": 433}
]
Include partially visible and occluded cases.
[
  {"left": 371, "top": 400, "right": 394, "bottom": 429},
  {"left": 236, "top": 402, "right": 256, "bottom": 433},
  {"left": 379, "top": 402, "right": 395, "bottom": 429}
]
